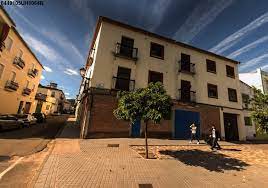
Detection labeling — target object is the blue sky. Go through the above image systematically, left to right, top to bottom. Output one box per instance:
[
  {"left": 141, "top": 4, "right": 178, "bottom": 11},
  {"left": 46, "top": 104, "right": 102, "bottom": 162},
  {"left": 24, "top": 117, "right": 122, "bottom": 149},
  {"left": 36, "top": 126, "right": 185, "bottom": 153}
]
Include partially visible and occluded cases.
[{"left": 4, "top": 0, "right": 268, "bottom": 98}]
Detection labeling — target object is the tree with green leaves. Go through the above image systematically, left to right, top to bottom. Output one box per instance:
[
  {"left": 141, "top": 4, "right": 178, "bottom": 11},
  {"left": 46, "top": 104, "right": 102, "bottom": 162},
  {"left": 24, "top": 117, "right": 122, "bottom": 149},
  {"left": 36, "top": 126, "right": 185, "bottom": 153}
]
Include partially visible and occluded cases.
[
  {"left": 114, "top": 82, "right": 172, "bottom": 158},
  {"left": 250, "top": 87, "right": 268, "bottom": 132}
]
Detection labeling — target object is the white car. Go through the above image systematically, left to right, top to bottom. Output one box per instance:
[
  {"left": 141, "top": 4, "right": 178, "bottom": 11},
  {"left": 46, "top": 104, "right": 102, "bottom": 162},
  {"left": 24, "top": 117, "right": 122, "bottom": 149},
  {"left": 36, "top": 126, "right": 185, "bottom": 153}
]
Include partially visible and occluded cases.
[
  {"left": 15, "top": 114, "right": 37, "bottom": 127},
  {"left": 0, "top": 115, "right": 24, "bottom": 130}
]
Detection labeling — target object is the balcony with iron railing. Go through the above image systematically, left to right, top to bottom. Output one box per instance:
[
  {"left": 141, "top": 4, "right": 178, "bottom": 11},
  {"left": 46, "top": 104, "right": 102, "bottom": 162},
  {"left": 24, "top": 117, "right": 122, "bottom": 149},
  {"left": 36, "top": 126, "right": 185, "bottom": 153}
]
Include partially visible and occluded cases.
[
  {"left": 114, "top": 43, "right": 138, "bottom": 61},
  {"left": 13, "top": 57, "right": 25, "bottom": 69},
  {"left": 178, "top": 61, "right": 196, "bottom": 74},
  {"left": 28, "top": 68, "right": 38, "bottom": 78},
  {"left": 112, "top": 76, "right": 135, "bottom": 91},
  {"left": 5, "top": 80, "right": 19, "bottom": 91},
  {"left": 22, "top": 87, "right": 31, "bottom": 95},
  {"left": 177, "top": 89, "right": 196, "bottom": 103},
  {"left": 35, "top": 93, "right": 47, "bottom": 101}
]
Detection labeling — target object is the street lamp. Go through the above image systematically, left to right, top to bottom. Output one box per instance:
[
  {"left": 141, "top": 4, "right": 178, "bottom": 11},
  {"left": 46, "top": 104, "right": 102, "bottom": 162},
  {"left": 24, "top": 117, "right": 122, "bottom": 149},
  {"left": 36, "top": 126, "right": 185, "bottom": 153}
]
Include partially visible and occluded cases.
[{"left": 79, "top": 67, "right": 86, "bottom": 78}]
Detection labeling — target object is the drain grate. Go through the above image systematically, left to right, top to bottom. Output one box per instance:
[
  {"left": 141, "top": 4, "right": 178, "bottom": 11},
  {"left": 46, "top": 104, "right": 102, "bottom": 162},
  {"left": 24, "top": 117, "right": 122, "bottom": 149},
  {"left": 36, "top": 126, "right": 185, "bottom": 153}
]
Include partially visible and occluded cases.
[
  {"left": 107, "top": 144, "right": 119, "bottom": 147},
  {"left": 139, "top": 184, "right": 153, "bottom": 188}
]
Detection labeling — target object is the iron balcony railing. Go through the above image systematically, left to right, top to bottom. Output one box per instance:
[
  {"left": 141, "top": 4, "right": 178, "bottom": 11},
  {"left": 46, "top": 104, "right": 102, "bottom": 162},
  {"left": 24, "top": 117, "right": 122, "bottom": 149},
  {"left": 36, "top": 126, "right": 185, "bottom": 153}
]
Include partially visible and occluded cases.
[
  {"left": 114, "top": 43, "right": 138, "bottom": 60},
  {"left": 13, "top": 57, "right": 25, "bottom": 69},
  {"left": 178, "top": 61, "right": 196, "bottom": 74},
  {"left": 28, "top": 68, "right": 38, "bottom": 78},
  {"left": 112, "top": 76, "right": 135, "bottom": 91},
  {"left": 5, "top": 80, "right": 19, "bottom": 91},
  {"left": 22, "top": 87, "right": 32, "bottom": 95},
  {"left": 177, "top": 89, "right": 196, "bottom": 103},
  {"left": 35, "top": 93, "right": 47, "bottom": 101}
]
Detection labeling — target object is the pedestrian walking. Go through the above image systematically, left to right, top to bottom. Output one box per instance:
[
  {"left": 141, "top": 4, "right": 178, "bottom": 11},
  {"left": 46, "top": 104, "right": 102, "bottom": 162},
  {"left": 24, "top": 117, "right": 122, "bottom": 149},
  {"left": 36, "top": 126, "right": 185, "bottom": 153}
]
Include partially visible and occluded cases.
[
  {"left": 189, "top": 123, "right": 199, "bottom": 144},
  {"left": 211, "top": 125, "right": 221, "bottom": 150}
]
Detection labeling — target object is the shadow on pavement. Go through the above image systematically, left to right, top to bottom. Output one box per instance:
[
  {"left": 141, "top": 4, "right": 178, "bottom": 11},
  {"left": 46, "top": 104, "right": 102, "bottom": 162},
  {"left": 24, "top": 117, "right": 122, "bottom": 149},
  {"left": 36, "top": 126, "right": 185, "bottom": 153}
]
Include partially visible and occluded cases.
[{"left": 159, "top": 149, "right": 249, "bottom": 172}]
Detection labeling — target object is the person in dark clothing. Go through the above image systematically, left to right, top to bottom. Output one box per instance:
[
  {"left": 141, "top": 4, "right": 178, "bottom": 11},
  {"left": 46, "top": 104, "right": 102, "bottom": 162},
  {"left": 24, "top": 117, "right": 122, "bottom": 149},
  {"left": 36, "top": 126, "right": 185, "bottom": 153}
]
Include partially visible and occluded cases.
[{"left": 211, "top": 126, "right": 221, "bottom": 150}]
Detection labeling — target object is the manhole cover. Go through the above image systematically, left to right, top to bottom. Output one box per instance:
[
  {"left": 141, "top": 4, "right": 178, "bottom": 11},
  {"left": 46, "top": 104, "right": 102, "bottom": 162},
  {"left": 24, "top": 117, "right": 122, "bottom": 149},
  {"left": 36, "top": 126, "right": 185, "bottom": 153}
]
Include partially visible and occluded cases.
[
  {"left": 107, "top": 144, "right": 119, "bottom": 147},
  {"left": 139, "top": 184, "right": 153, "bottom": 188}
]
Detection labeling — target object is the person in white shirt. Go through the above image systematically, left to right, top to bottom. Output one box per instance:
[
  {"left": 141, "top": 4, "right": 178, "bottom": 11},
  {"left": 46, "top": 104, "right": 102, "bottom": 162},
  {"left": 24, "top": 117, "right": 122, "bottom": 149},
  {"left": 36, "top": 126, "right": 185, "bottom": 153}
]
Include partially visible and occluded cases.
[
  {"left": 189, "top": 123, "right": 199, "bottom": 144},
  {"left": 211, "top": 125, "right": 221, "bottom": 150}
]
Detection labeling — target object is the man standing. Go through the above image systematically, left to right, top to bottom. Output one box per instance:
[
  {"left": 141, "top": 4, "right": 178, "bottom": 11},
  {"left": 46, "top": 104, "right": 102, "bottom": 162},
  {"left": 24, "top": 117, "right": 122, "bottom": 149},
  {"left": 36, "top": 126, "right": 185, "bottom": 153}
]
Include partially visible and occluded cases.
[
  {"left": 189, "top": 123, "right": 199, "bottom": 144},
  {"left": 211, "top": 125, "right": 221, "bottom": 150}
]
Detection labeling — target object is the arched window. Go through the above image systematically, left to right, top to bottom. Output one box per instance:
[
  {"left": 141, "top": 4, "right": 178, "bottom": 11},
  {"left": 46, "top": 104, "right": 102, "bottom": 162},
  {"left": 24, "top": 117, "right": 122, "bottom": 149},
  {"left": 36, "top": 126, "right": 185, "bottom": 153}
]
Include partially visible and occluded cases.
[{"left": 10, "top": 71, "right": 16, "bottom": 81}]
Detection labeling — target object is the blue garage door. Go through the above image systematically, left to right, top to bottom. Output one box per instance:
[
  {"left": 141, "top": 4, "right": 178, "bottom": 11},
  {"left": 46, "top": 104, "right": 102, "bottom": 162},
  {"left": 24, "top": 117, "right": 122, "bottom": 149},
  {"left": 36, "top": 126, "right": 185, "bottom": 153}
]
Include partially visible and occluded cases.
[
  {"left": 174, "top": 109, "right": 200, "bottom": 139},
  {"left": 131, "top": 120, "right": 141, "bottom": 137}
]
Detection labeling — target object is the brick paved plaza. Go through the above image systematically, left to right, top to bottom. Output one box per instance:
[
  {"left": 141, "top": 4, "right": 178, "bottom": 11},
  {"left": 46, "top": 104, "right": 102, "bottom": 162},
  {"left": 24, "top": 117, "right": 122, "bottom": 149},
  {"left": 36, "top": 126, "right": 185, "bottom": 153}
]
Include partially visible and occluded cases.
[{"left": 34, "top": 122, "right": 268, "bottom": 188}]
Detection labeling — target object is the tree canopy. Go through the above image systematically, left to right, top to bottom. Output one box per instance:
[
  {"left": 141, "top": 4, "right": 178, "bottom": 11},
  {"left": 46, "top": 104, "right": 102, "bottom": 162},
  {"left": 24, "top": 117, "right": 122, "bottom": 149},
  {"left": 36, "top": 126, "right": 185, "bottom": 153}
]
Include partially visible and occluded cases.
[
  {"left": 114, "top": 82, "right": 172, "bottom": 124},
  {"left": 250, "top": 87, "right": 268, "bottom": 132}
]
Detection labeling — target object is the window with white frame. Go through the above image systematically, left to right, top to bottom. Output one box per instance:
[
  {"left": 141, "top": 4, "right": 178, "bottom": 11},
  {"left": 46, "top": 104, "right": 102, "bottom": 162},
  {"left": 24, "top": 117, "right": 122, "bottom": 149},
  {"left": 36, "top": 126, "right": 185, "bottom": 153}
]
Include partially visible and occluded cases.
[
  {"left": 5, "top": 37, "right": 13, "bottom": 51},
  {"left": 18, "top": 49, "right": 23, "bottom": 58},
  {"left": 10, "top": 71, "right": 16, "bottom": 81}
]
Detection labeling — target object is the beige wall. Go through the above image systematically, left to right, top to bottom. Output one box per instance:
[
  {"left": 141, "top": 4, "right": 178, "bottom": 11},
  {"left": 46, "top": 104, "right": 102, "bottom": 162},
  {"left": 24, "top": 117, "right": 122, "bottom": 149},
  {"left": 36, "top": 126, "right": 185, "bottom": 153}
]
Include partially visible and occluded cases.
[
  {"left": 90, "top": 22, "right": 242, "bottom": 110},
  {"left": 0, "top": 28, "right": 42, "bottom": 114},
  {"left": 240, "top": 82, "right": 256, "bottom": 139},
  {"left": 35, "top": 86, "right": 65, "bottom": 115}
]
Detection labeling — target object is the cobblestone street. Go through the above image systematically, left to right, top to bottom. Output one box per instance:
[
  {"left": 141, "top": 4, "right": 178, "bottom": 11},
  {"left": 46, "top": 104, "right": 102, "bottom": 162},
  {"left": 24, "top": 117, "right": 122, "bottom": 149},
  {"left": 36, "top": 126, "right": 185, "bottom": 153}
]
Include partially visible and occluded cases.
[{"left": 35, "top": 122, "right": 268, "bottom": 188}]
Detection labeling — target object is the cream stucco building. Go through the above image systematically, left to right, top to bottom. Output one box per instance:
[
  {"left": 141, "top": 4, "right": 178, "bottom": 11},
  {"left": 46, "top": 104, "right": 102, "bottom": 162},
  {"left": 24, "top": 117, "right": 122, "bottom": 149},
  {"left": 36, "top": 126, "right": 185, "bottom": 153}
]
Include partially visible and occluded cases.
[
  {"left": 0, "top": 7, "right": 43, "bottom": 115},
  {"left": 77, "top": 16, "right": 247, "bottom": 140},
  {"left": 240, "top": 81, "right": 256, "bottom": 139},
  {"left": 35, "top": 83, "right": 66, "bottom": 115}
]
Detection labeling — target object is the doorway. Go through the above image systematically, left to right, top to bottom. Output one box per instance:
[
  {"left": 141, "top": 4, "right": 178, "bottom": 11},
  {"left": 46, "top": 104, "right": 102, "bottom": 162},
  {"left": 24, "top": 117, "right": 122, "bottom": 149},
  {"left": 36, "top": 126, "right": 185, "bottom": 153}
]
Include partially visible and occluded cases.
[
  {"left": 115, "top": 67, "right": 131, "bottom": 91},
  {"left": 181, "top": 80, "right": 191, "bottom": 102},
  {"left": 17, "top": 101, "right": 24, "bottom": 114},
  {"left": 24, "top": 102, "right": 31, "bottom": 114},
  {"left": 174, "top": 109, "right": 200, "bottom": 139},
  {"left": 224, "top": 113, "right": 239, "bottom": 141}
]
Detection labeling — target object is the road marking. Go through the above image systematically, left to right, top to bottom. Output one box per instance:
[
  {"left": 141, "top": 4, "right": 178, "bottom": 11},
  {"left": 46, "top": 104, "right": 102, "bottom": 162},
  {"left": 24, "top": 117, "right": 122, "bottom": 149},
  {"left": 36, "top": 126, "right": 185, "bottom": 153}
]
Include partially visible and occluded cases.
[{"left": 0, "top": 157, "right": 24, "bottom": 180}]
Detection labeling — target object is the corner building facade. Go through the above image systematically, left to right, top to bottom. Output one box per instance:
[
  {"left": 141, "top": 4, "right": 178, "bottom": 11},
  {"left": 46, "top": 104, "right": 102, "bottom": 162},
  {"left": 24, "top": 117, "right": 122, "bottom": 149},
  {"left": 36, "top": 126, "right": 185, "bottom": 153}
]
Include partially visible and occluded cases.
[{"left": 78, "top": 17, "right": 246, "bottom": 141}]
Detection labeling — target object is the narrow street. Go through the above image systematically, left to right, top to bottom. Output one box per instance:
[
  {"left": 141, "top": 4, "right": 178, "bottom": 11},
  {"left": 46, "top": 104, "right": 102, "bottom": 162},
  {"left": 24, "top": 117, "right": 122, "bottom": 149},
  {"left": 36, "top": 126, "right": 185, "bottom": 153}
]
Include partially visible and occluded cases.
[{"left": 0, "top": 115, "right": 69, "bottom": 187}]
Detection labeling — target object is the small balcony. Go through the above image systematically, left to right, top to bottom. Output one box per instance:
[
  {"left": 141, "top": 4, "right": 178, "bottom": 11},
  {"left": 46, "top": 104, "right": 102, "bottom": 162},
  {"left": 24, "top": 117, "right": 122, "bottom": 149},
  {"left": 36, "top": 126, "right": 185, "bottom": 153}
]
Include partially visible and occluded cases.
[
  {"left": 114, "top": 43, "right": 138, "bottom": 61},
  {"left": 13, "top": 57, "right": 25, "bottom": 69},
  {"left": 178, "top": 61, "right": 196, "bottom": 74},
  {"left": 28, "top": 68, "right": 38, "bottom": 78},
  {"left": 112, "top": 76, "right": 135, "bottom": 91},
  {"left": 5, "top": 80, "right": 19, "bottom": 91},
  {"left": 22, "top": 87, "right": 32, "bottom": 96},
  {"left": 177, "top": 89, "right": 196, "bottom": 103},
  {"left": 35, "top": 93, "right": 47, "bottom": 101}
]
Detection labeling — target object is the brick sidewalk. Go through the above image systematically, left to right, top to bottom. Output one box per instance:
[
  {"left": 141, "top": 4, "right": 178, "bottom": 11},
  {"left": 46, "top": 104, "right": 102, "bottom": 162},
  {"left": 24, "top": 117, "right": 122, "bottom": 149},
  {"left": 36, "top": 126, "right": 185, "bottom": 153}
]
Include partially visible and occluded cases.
[{"left": 34, "top": 121, "right": 268, "bottom": 188}]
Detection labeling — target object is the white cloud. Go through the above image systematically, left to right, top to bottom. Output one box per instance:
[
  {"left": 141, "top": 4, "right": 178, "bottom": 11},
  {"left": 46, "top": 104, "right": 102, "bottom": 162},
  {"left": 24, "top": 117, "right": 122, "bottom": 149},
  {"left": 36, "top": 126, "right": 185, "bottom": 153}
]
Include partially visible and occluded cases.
[
  {"left": 173, "top": 0, "right": 234, "bottom": 43},
  {"left": 210, "top": 12, "right": 268, "bottom": 54},
  {"left": 41, "top": 29, "right": 84, "bottom": 65},
  {"left": 228, "top": 36, "right": 268, "bottom": 59},
  {"left": 240, "top": 53, "right": 268, "bottom": 71},
  {"left": 43, "top": 66, "right": 52, "bottom": 72},
  {"left": 64, "top": 68, "right": 79, "bottom": 76},
  {"left": 41, "top": 75, "right": 45, "bottom": 80},
  {"left": 65, "top": 92, "right": 70, "bottom": 96}
]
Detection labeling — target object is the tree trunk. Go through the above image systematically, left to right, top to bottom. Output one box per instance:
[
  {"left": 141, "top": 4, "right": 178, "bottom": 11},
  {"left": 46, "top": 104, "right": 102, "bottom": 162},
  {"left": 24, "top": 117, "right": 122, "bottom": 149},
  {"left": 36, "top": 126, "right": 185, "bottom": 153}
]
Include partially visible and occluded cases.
[{"left": 145, "top": 121, "right": 148, "bottom": 159}]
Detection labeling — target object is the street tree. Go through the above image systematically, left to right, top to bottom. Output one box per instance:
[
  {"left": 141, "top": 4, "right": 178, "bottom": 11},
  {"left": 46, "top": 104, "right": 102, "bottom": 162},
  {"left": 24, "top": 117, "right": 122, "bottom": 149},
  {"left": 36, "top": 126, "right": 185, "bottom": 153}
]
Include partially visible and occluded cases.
[
  {"left": 114, "top": 82, "right": 172, "bottom": 158},
  {"left": 250, "top": 87, "right": 268, "bottom": 132}
]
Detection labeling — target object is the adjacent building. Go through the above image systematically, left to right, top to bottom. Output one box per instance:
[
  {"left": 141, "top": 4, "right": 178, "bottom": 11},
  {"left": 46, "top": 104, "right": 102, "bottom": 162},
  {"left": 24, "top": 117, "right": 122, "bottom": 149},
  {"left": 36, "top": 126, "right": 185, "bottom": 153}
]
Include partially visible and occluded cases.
[
  {"left": 0, "top": 7, "right": 43, "bottom": 115},
  {"left": 77, "top": 16, "right": 248, "bottom": 140},
  {"left": 239, "top": 68, "right": 268, "bottom": 94},
  {"left": 240, "top": 80, "right": 256, "bottom": 139},
  {"left": 35, "top": 83, "right": 65, "bottom": 115}
]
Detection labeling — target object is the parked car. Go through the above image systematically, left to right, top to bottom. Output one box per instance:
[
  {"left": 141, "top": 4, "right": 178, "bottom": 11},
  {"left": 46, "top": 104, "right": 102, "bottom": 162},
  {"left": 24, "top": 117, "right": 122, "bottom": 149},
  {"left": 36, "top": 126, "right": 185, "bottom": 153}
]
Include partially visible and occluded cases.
[
  {"left": 33, "top": 113, "right": 46, "bottom": 123},
  {"left": 15, "top": 114, "right": 37, "bottom": 127},
  {"left": 0, "top": 115, "right": 24, "bottom": 131}
]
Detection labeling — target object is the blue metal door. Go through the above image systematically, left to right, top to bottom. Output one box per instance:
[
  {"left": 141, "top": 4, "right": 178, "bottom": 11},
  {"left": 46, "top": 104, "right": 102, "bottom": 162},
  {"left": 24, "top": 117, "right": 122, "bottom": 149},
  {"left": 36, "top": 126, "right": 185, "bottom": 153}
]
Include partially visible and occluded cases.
[
  {"left": 174, "top": 109, "right": 200, "bottom": 139},
  {"left": 131, "top": 120, "right": 141, "bottom": 137}
]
